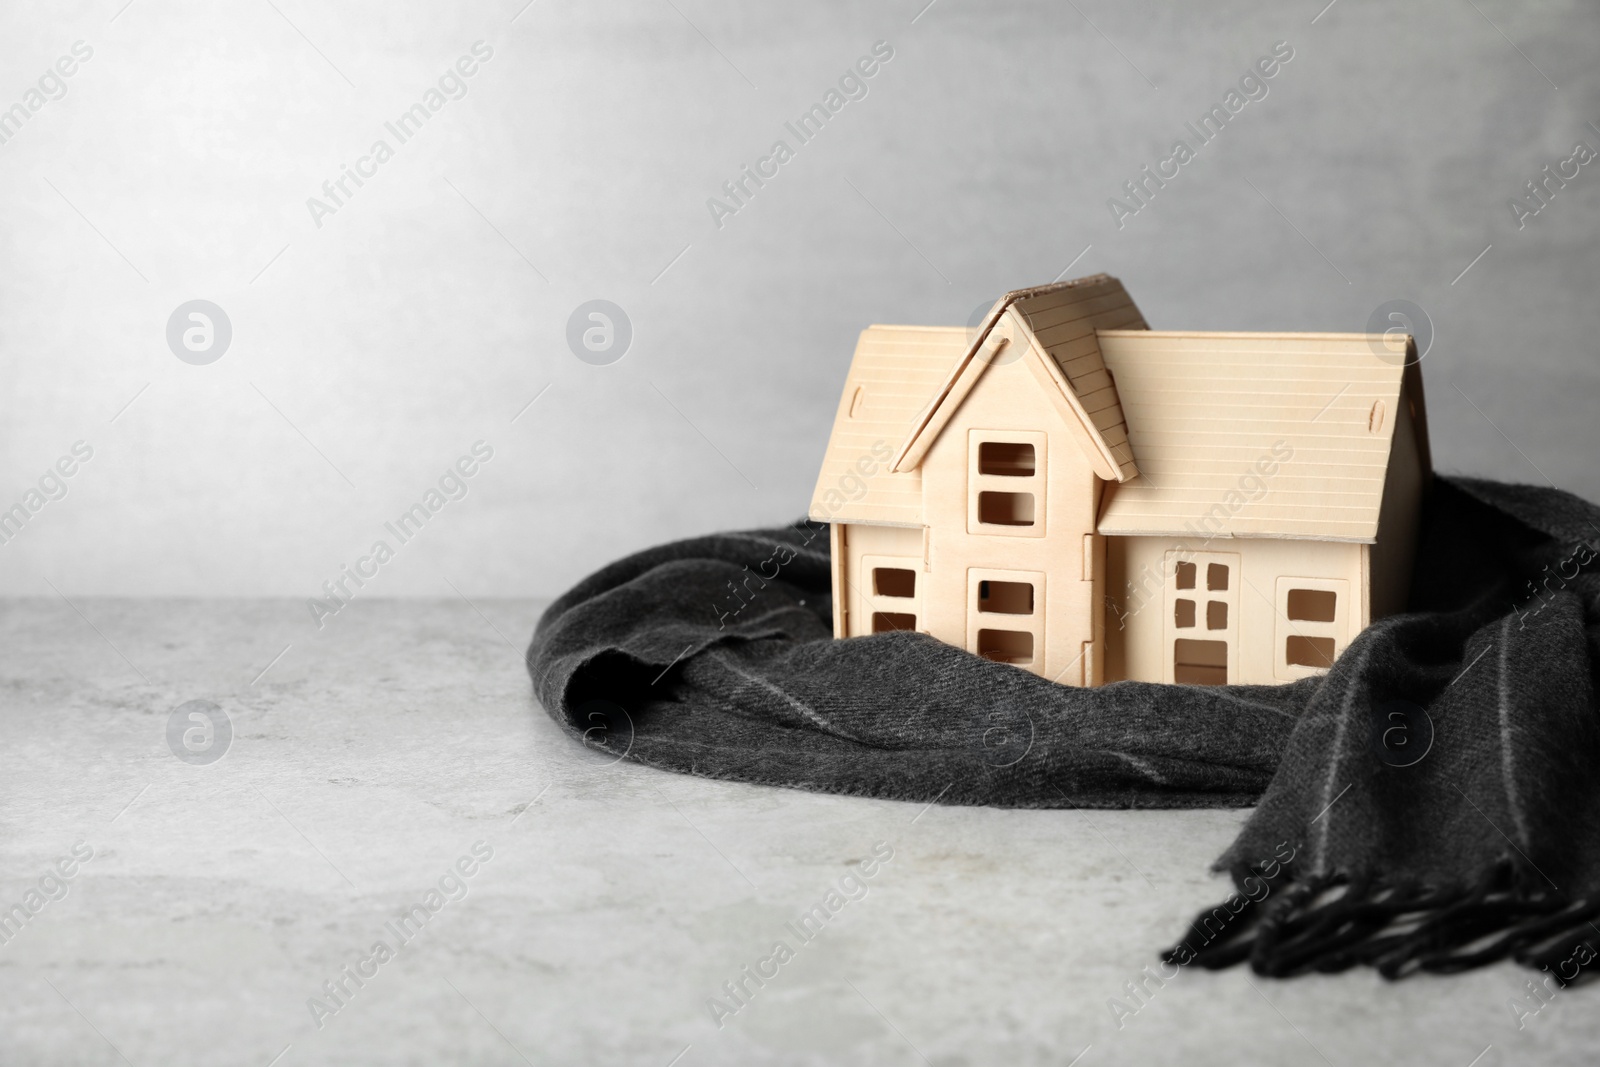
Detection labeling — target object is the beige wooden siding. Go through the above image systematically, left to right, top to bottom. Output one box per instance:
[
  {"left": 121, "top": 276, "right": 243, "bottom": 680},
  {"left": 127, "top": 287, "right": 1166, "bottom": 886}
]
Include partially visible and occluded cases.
[{"left": 1095, "top": 331, "right": 1409, "bottom": 542}]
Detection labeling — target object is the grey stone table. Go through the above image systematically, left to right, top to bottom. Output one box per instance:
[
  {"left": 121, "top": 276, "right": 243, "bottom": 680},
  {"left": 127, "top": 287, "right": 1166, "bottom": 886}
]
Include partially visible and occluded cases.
[{"left": 0, "top": 599, "right": 1589, "bottom": 1066}]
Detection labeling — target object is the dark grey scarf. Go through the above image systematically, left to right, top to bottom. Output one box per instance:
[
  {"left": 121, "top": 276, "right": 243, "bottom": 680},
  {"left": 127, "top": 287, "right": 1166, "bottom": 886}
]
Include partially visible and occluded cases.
[{"left": 527, "top": 476, "right": 1600, "bottom": 982}]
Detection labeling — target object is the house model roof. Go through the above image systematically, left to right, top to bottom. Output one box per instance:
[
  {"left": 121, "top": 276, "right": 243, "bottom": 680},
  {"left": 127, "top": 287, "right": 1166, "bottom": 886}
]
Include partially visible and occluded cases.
[
  {"left": 808, "top": 274, "right": 1428, "bottom": 543},
  {"left": 810, "top": 324, "right": 960, "bottom": 527},
  {"left": 1096, "top": 331, "right": 1426, "bottom": 542}
]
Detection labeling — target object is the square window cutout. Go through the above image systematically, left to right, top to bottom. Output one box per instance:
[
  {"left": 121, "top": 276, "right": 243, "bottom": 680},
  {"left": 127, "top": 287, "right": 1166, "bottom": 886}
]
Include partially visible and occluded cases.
[
  {"left": 978, "top": 442, "right": 1036, "bottom": 477},
  {"left": 978, "top": 492, "right": 1035, "bottom": 527},
  {"left": 874, "top": 568, "right": 916, "bottom": 598},
  {"left": 979, "top": 580, "right": 1034, "bottom": 614},
  {"left": 1287, "top": 588, "right": 1337, "bottom": 623},
  {"left": 872, "top": 612, "right": 917, "bottom": 634},
  {"left": 977, "top": 629, "right": 1034, "bottom": 664},
  {"left": 1286, "top": 635, "right": 1335, "bottom": 668},
  {"left": 1174, "top": 638, "right": 1227, "bottom": 685}
]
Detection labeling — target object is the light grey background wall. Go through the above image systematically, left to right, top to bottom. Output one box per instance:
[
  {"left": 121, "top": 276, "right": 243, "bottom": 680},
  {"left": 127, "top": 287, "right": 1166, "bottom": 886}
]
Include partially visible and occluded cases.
[{"left": 2, "top": 0, "right": 1596, "bottom": 600}]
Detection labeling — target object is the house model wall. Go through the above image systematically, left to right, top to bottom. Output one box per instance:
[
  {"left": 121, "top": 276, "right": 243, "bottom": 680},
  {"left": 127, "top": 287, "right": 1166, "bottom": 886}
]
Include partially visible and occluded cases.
[{"left": 808, "top": 274, "right": 1431, "bottom": 687}]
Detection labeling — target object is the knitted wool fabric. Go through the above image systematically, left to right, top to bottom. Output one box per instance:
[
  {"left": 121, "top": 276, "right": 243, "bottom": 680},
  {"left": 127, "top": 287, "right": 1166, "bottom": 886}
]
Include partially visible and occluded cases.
[{"left": 528, "top": 476, "right": 1600, "bottom": 980}]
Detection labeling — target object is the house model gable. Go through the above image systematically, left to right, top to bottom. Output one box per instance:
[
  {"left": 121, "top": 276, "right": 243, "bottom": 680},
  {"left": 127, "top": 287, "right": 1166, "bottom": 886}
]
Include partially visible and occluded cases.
[
  {"left": 810, "top": 274, "right": 1430, "bottom": 688},
  {"left": 889, "top": 274, "right": 1147, "bottom": 481}
]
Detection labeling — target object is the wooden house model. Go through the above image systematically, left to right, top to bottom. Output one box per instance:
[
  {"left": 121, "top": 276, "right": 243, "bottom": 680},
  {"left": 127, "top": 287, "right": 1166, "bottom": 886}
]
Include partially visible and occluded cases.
[{"left": 808, "top": 274, "right": 1430, "bottom": 686}]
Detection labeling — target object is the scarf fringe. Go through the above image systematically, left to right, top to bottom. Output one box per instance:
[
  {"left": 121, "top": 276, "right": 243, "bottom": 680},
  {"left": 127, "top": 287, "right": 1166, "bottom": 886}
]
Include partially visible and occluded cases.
[{"left": 1162, "top": 861, "right": 1600, "bottom": 984}]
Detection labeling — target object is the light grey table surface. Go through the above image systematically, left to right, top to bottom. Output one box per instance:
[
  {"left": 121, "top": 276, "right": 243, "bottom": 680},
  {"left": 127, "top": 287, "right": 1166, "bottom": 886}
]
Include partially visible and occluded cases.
[{"left": 0, "top": 598, "right": 1588, "bottom": 1066}]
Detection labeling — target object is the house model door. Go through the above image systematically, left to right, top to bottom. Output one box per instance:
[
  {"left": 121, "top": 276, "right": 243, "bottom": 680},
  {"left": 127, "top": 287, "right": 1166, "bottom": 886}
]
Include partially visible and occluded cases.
[{"left": 1162, "top": 550, "right": 1240, "bottom": 685}]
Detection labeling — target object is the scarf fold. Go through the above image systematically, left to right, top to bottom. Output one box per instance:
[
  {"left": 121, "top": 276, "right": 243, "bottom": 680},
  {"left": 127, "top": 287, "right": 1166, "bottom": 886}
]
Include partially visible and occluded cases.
[{"left": 527, "top": 476, "right": 1600, "bottom": 981}]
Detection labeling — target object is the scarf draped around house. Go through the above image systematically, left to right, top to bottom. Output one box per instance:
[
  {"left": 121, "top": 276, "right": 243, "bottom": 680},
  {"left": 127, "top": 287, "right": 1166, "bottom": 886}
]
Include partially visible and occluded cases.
[{"left": 526, "top": 476, "right": 1600, "bottom": 983}]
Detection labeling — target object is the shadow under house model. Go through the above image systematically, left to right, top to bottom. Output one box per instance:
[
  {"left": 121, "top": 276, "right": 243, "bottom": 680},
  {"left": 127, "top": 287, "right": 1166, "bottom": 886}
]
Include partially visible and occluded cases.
[{"left": 808, "top": 274, "right": 1432, "bottom": 686}]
